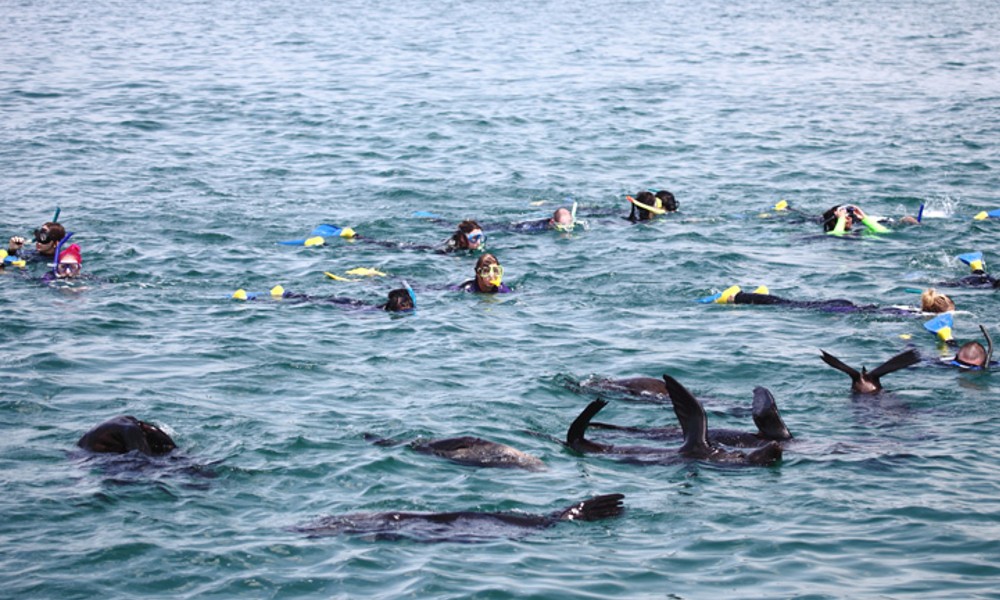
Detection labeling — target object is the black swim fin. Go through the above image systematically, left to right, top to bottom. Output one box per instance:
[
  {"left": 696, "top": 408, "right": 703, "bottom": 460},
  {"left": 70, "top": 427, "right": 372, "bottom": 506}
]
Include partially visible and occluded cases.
[
  {"left": 661, "top": 375, "right": 710, "bottom": 455},
  {"left": 752, "top": 387, "right": 792, "bottom": 441},
  {"left": 566, "top": 399, "right": 607, "bottom": 450},
  {"left": 556, "top": 493, "right": 625, "bottom": 522}
]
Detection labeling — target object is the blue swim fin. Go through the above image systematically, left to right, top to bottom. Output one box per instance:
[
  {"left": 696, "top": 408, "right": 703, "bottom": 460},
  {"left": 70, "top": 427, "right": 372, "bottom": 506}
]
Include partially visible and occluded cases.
[
  {"left": 958, "top": 251, "right": 985, "bottom": 273},
  {"left": 924, "top": 312, "right": 954, "bottom": 343}
]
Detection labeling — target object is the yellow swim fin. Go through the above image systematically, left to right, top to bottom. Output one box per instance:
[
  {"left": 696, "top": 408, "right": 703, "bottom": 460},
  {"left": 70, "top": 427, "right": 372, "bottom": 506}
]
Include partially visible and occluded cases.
[
  {"left": 774, "top": 200, "right": 788, "bottom": 211},
  {"left": 974, "top": 211, "right": 988, "bottom": 221},
  {"left": 339, "top": 227, "right": 356, "bottom": 238},
  {"left": 304, "top": 236, "right": 326, "bottom": 247},
  {"left": 345, "top": 267, "right": 386, "bottom": 277},
  {"left": 324, "top": 272, "right": 354, "bottom": 281},
  {"left": 270, "top": 285, "right": 285, "bottom": 298},
  {"left": 716, "top": 285, "right": 741, "bottom": 304},
  {"left": 752, "top": 285, "right": 769, "bottom": 295},
  {"left": 232, "top": 289, "right": 248, "bottom": 301}
]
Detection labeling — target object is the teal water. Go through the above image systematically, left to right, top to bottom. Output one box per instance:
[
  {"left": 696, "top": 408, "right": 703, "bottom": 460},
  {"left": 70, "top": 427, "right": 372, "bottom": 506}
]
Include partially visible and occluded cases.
[{"left": 2, "top": 0, "right": 999, "bottom": 597}]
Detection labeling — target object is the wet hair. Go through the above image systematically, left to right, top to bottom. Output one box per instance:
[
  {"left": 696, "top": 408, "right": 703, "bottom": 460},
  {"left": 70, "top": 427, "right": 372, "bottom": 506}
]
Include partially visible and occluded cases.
[
  {"left": 655, "top": 190, "right": 678, "bottom": 212},
  {"left": 629, "top": 191, "right": 659, "bottom": 222},
  {"left": 821, "top": 205, "right": 841, "bottom": 232},
  {"left": 449, "top": 220, "right": 483, "bottom": 249},
  {"left": 35, "top": 222, "right": 66, "bottom": 245},
  {"left": 475, "top": 253, "right": 500, "bottom": 271},
  {"left": 383, "top": 288, "right": 414, "bottom": 312},
  {"left": 920, "top": 288, "right": 955, "bottom": 313},
  {"left": 956, "top": 342, "right": 987, "bottom": 368}
]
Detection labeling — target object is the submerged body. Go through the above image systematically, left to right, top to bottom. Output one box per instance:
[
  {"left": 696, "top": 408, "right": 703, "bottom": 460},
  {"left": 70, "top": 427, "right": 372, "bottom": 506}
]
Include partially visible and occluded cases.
[
  {"left": 367, "top": 434, "right": 545, "bottom": 470},
  {"left": 296, "top": 494, "right": 625, "bottom": 542}
]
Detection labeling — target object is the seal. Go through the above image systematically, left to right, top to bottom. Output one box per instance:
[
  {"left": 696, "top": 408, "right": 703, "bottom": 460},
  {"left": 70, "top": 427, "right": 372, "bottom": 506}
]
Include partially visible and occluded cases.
[
  {"left": 820, "top": 348, "right": 920, "bottom": 394},
  {"left": 566, "top": 375, "right": 782, "bottom": 466},
  {"left": 588, "top": 377, "right": 670, "bottom": 403},
  {"left": 589, "top": 384, "right": 792, "bottom": 448},
  {"left": 77, "top": 416, "right": 176, "bottom": 456},
  {"left": 365, "top": 434, "right": 545, "bottom": 471},
  {"left": 294, "top": 493, "right": 625, "bottom": 542}
]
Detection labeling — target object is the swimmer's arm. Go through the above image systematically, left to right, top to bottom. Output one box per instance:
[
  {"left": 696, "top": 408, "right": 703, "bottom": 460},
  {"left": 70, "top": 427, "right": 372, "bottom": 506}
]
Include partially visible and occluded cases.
[
  {"left": 827, "top": 215, "right": 848, "bottom": 236},
  {"left": 859, "top": 215, "right": 890, "bottom": 234}
]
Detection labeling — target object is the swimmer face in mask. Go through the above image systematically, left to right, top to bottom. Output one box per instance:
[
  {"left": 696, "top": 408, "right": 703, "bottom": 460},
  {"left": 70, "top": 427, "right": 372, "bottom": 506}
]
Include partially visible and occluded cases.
[
  {"left": 449, "top": 220, "right": 486, "bottom": 251},
  {"left": 54, "top": 243, "right": 83, "bottom": 279}
]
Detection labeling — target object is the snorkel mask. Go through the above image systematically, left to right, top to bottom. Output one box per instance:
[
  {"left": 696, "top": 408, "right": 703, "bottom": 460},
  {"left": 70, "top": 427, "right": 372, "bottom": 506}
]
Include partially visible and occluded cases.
[
  {"left": 552, "top": 202, "right": 578, "bottom": 233},
  {"left": 465, "top": 231, "right": 486, "bottom": 248},
  {"left": 477, "top": 264, "right": 504, "bottom": 288},
  {"left": 950, "top": 325, "right": 994, "bottom": 370}
]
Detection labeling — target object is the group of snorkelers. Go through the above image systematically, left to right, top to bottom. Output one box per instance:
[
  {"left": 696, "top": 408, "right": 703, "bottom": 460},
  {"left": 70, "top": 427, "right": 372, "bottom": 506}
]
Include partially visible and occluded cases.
[{"left": 2, "top": 218, "right": 85, "bottom": 282}]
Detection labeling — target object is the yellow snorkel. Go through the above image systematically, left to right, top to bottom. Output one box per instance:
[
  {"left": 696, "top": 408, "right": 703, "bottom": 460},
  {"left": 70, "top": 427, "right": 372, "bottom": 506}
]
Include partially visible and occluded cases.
[{"left": 626, "top": 195, "right": 667, "bottom": 216}]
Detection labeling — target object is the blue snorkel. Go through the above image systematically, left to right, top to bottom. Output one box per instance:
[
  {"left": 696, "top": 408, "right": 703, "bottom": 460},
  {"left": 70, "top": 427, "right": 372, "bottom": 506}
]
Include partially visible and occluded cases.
[
  {"left": 916, "top": 203, "right": 924, "bottom": 223},
  {"left": 50, "top": 231, "right": 74, "bottom": 276},
  {"left": 402, "top": 280, "right": 416, "bottom": 312}
]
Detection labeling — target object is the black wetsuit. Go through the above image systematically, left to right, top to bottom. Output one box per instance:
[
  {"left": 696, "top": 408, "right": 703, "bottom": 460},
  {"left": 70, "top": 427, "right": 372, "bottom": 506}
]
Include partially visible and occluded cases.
[
  {"left": 937, "top": 273, "right": 1000, "bottom": 289},
  {"left": 732, "top": 292, "right": 917, "bottom": 315}
]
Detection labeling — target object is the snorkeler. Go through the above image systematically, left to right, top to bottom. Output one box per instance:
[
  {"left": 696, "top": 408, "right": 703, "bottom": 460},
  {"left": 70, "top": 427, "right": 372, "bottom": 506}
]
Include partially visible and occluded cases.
[
  {"left": 626, "top": 190, "right": 678, "bottom": 222},
  {"left": 821, "top": 204, "right": 919, "bottom": 236},
  {"left": 503, "top": 205, "right": 579, "bottom": 233},
  {"left": 442, "top": 220, "right": 487, "bottom": 252},
  {"left": 7, "top": 221, "right": 67, "bottom": 262},
  {"left": 937, "top": 252, "right": 1000, "bottom": 289},
  {"left": 455, "top": 253, "right": 511, "bottom": 294},
  {"left": 233, "top": 285, "right": 416, "bottom": 312},
  {"left": 700, "top": 285, "right": 953, "bottom": 315}
]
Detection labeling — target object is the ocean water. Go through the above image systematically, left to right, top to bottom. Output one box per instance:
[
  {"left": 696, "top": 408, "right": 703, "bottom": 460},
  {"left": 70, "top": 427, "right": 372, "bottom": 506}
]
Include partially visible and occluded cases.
[{"left": 2, "top": 0, "right": 999, "bottom": 597}]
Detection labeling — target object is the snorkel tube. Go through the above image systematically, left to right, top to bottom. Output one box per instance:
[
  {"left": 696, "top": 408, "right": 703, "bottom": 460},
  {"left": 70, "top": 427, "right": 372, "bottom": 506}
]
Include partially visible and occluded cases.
[
  {"left": 626, "top": 195, "right": 666, "bottom": 216},
  {"left": 916, "top": 203, "right": 924, "bottom": 223},
  {"left": 50, "top": 231, "right": 74, "bottom": 276},
  {"left": 403, "top": 280, "right": 416, "bottom": 312},
  {"left": 982, "top": 324, "right": 994, "bottom": 370}
]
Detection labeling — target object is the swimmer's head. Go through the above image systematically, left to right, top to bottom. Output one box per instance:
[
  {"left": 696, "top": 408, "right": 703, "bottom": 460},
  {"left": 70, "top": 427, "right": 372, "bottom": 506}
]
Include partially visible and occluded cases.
[
  {"left": 655, "top": 190, "right": 678, "bottom": 212},
  {"left": 629, "top": 191, "right": 661, "bottom": 221},
  {"left": 550, "top": 207, "right": 574, "bottom": 231},
  {"left": 451, "top": 220, "right": 485, "bottom": 250},
  {"left": 33, "top": 222, "right": 66, "bottom": 257},
  {"left": 55, "top": 243, "right": 82, "bottom": 279},
  {"left": 475, "top": 253, "right": 504, "bottom": 291},
  {"left": 384, "top": 288, "right": 415, "bottom": 312},
  {"left": 920, "top": 288, "right": 954, "bottom": 314},
  {"left": 955, "top": 342, "right": 987, "bottom": 369}
]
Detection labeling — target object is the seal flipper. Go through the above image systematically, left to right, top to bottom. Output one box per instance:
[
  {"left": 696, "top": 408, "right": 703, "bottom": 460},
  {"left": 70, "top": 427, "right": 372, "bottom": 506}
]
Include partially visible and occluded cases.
[
  {"left": 865, "top": 349, "right": 920, "bottom": 383},
  {"left": 820, "top": 350, "right": 861, "bottom": 385},
  {"left": 661, "top": 375, "right": 710, "bottom": 456},
  {"left": 751, "top": 387, "right": 792, "bottom": 441},
  {"left": 566, "top": 399, "right": 609, "bottom": 452},
  {"left": 556, "top": 493, "right": 625, "bottom": 522}
]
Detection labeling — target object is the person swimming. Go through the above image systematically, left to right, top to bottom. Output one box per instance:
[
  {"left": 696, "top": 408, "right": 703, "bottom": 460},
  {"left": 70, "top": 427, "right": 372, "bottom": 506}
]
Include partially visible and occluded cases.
[
  {"left": 626, "top": 190, "right": 678, "bottom": 222},
  {"left": 821, "top": 204, "right": 918, "bottom": 236},
  {"left": 502, "top": 206, "right": 578, "bottom": 233},
  {"left": 443, "top": 220, "right": 487, "bottom": 252},
  {"left": 7, "top": 221, "right": 67, "bottom": 263},
  {"left": 937, "top": 252, "right": 1000, "bottom": 289},
  {"left": 455, "top": 253, "right": 511, "bottom": 294},
  {"left": 233, "top": 285, "right": 415, "bottom": 312},
  {"left": 700, "top": 285, "right": 953, "bottom": 315},
  {"left": 948, "top": 325, "right": 994, "bottom": 370}
]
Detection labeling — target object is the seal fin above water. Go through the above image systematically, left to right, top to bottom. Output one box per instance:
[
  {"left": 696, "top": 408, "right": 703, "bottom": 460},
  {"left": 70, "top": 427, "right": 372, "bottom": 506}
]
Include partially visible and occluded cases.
[
  {"left": 866, "top": 349, "right": 920, "bottom": 381},
  {"left": 820, "top": 350, "right": 861, "bottom": 383},
  {"left": 660, "top": 374, "right": 710, "bottom": 455},
  {"left": 751, "top": 387, "right": 792, "bottom": 441},
  {"left": 566, "top": 399, "right": 609, "bottom": 452}
]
